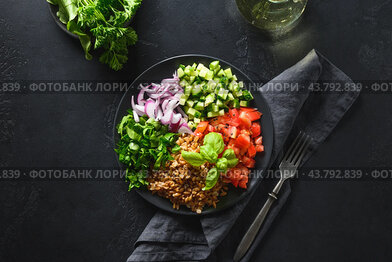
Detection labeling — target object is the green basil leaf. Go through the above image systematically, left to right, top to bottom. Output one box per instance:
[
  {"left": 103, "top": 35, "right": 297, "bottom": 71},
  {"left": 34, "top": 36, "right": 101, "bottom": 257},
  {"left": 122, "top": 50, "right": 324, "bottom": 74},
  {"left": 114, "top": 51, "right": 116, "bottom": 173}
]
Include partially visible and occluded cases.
[
  {"left": 203, "top": 132, "right": 224, "bottom": 154},
  {"left": 200, "top": 144, "right": 218, "bottom": 164},
  {"left": 222, "top": 148, "right": 237, "bottom": 160},
  {"left": 181, "top": 151, "right": 206, "bottom": 167},
  {"left": 216, "top": 158, "right": 228, "bottom": 172},
  {"left": 227, "top": 158, "right": 239, "bottom": 168},
  {"left": 203, "top": 167, "right": 219, "bottom": 191}
]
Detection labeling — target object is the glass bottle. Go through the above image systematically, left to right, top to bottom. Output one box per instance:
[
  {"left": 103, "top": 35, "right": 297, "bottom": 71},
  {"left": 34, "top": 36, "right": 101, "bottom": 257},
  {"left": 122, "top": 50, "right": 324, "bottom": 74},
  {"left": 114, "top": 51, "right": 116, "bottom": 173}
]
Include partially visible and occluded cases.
[{"left": 236, "top": 0, "right": 308, "bottom": 33}]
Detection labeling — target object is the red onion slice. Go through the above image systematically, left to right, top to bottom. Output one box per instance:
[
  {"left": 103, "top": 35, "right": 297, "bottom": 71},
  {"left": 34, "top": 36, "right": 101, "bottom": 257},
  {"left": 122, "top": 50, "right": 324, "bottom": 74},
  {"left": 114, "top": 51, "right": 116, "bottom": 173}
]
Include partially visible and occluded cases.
[
  {"left": 137, "top": 89, "right": 146, "bottom": 105},
  {"left": 144, "top": 100, "right": 156, "bottom": 119},
  {"left": 156, "top": 107, "right": 163, "bottom": 120},
  {"left": 133, "top": 109, "right": 139, "bottom": 122},
  {"left": 161, "top": 110, "right": 173, "bottom": 125},
  {"left": 178, "top": 122, "right": 193, "bottom": 134}
]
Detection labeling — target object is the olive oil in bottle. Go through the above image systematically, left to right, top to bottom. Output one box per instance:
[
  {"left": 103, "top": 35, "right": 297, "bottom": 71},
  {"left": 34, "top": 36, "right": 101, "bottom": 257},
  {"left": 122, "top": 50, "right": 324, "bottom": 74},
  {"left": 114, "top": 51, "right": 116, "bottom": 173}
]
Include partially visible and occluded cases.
[{"left": 236, "top": 0, "right": 307, "bottom": 32}]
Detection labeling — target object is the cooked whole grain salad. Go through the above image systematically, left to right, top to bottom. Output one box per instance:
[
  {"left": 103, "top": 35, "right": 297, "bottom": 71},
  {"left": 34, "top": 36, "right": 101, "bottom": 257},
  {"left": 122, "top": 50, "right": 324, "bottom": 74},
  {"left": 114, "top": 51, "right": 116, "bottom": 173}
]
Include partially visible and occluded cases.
[
  {"left": 116, "top": 61, "right": 264, "bottom": 213},
  {"left": 148, "top": 134, "right": 228, "bottom": 213}
]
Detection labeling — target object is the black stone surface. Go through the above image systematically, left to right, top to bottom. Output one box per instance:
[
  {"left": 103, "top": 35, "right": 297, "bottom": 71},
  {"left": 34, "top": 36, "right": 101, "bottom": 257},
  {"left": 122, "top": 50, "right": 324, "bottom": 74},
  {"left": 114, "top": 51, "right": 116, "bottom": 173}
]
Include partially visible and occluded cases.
[{"left": 0, "top": 0, "right": 391, "bottom": 261}]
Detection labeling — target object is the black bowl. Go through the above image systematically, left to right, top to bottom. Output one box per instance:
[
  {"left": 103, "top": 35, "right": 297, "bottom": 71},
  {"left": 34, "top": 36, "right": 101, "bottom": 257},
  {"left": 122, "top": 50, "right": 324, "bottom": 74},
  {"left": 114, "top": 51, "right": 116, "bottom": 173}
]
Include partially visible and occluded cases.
[
  {"left": 48, "top": 3, "right": 79, "bottom": 38},
  {"left": 113, "top": 54, "right": 274, "bottom": 215}
]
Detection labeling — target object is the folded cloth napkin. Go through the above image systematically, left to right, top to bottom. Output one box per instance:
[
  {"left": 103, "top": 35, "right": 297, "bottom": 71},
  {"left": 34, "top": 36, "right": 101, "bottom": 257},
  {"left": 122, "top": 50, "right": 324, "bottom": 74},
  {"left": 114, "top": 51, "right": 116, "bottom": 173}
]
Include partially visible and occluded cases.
[{"left": 128, "top": 49, "right": 360, "bottom": 262}]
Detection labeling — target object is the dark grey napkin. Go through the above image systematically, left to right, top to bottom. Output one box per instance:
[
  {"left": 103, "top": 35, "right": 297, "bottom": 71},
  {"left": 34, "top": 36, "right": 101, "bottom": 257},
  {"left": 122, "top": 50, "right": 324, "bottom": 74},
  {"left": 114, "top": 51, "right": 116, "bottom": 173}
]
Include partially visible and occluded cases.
[{"left": 128, "top": 49, "right": 360, "bottom": 262}]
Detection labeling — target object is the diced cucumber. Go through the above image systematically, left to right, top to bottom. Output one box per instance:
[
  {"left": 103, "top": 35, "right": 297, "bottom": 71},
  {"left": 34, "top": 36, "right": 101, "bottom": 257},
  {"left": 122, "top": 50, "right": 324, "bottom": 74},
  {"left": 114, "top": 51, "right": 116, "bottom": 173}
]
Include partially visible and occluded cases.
[
  {"left": 209, "top": 61, "right": 220, "bottom": 70},
  {"left": 177, "top": 62, "right": 254, "bottom": 121},
  {"left": 197, "top": 63, "right": 206, "bottom": 71},
  {"left": 184, "top": 65, "right": 192, "bottom": 75},
  {"left": 213, "top": 65, "right": 221, "bottom": 74},
  {"left": 198, "top": 67, "right": 210, "bottom": 78},
  {"left": 177, "top": 68, "right": 185, "bottom": 78},
  {"left": 224, "top": 68, "right": 233, "bottom": 79},
  {"left": 217, "top": 69, "right": 225, "bottom": 77},
  {"left": 205, "top": 70, "right": 214, "bottom": 80},
  {"left": 189, "top": 75, "right": 196, "bottom": 84},
  {"left": 220, "top": 76, "right": 229, "bottom": 86},
  {"left": 179, "top": 79, "right": 188, "bottom": 87},
  {"left": 207, "top": 80, "right": 217, "bottom": 92},
  {"left": 228, "top": 80, "right": 238, "bottom": 92},
  {"left": 214, "top": 84, "right": 222, "bottom": 95},
  {"left": 184, "top": 85, "right": 192, "bottom": 95},
  {"left": 192, "top": 85, "right": 202, "bottom": 96},
  {"left": 217, "top": 89, "right": 228, "bottom": 100},
  {"left": 234, "top": 89, "right": 243, "bottom": 97},
  {"left": 242, "top": 90, "right": 254, "bottom": 101},
  {"left": 205, "top": 93, "right": 216, "bottom": 106},
  {"left": 179, "top": 94, "right": 189, "bottom": 105},
  {"left": 216, "top": 99, "right": 224, "bottom": 107},
  {"left": 232, "top": 99, "right": 240, "bottom": 108},
  {"left": 186, "top": 100, "right": 195, "bottom": 108},
  {"left": 240, "top": 100, "right": 249, "bottom": 107},
  {"left": 194, "top": 102, "right": 204, "bottom": 111},
  {"left": 210, "top": 103, "right": 219, "bottom": 112},
  {"left": 187, "top": 107, "right": 196, "bottom": 116},
  {"left": 194, "top": 110, "right": 202, "bottom": 118},
  {"left": 207, "top": 111, "right": 220, "bottom": 118},
  {"left": 188, "top": 121, "right": 196, "bottom": 130}
]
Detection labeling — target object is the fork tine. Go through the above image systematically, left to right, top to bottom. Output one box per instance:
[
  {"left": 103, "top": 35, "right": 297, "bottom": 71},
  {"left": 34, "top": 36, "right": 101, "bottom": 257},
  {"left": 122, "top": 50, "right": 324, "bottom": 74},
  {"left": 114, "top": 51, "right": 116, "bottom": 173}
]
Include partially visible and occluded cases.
[
  {"left": 283, "top": 131, "right": 303, "bottom": 162},
  {"left": 293, "top": 135, "right": 312, "bottom": 167}
]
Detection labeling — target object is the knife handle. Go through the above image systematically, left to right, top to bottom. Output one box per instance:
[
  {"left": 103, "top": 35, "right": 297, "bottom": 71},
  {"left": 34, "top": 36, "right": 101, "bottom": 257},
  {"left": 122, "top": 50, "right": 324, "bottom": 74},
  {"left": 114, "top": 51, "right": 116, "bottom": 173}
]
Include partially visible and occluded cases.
[{"left": 233, "top": 192, "right": 277, "bottom": 262}]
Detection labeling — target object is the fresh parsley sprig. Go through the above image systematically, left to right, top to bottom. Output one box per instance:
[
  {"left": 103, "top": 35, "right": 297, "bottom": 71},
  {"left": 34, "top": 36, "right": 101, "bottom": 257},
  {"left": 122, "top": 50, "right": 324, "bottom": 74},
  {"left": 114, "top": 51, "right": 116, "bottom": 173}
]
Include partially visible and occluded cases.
[{"left": 48, "top": 0, "right": 142, "bottom": 70}]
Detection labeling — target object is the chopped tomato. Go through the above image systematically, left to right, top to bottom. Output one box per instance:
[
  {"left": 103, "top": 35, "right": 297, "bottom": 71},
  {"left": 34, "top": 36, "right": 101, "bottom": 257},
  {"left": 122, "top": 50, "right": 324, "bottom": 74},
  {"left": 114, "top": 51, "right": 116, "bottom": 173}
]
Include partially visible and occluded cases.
[
  {"left": 206, "top": 107, "right": 263, "bottom": 189},
  {"left": 239, "top": 107, "right": 257, "bottom": 113},
  {"left": 229, "top": 108, "right": 240, "bottom": 118},
  {"left": 245, "top": 111, "right": 262, "bottom": 122},
  {"left": 239, "top": 112, "right": 252, "bottom": 129},
  {"left": 194, "top": 121, "right": 209, "bottom": 137},
  {"left": 250, "top": 122, "right": 261, "bottom": 137},
  {"left": 207, "top": 124, "right": 215, "bottom": 132},
  {"left": 229, "top": 126, "right": 239, "bottom": 138},
  {"left": 240, "top": 129, "right": 251, "bottom": 135},
  {"left": 235, "top": 134, "right": 251, "bottom": 149},
  {"left": 254, "top": 136, "right": 263, "bottom": 145},
  {"left": 247, "top": 143, "right": 256, "bottom": 158},
  {"left": 227, "top": 144, "right": 241, "bottom": 156},
  {"left": 255, "top": 145, "right": 264, "bottom": 152},
  {"left": 242, "top": 156, "right": 255, "bottom": 168},
  {"left": 226, "top": 168, "right": 242, "bottom": 187},
  {"left": 238, "top": 176, "right": 248, "bottom": 189}
]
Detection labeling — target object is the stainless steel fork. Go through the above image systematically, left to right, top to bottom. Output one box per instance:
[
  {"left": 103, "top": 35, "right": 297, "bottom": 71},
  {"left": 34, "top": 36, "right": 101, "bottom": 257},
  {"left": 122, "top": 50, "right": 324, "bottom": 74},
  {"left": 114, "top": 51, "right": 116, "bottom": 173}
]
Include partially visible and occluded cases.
[{"left": 233, "top": 131, "right": 312, "bottom": 262}]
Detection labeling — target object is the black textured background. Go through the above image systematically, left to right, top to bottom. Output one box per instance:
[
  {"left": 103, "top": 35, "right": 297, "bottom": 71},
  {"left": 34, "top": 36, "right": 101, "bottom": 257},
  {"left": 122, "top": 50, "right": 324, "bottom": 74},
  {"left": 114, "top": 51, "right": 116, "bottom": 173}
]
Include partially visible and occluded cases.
[{"left": 1, "top": 0, "right": 392, "bottom": 261}]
